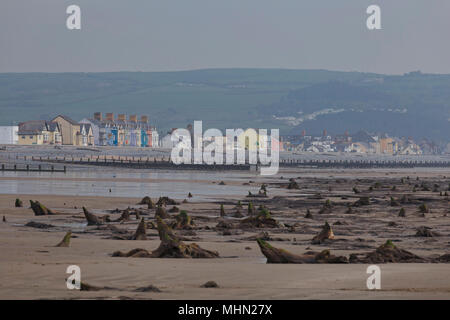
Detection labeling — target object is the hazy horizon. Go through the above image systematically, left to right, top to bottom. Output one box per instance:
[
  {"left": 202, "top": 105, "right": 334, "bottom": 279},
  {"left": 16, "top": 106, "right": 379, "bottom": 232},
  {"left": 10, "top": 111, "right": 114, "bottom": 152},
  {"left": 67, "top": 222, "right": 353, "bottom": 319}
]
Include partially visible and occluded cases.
[
  {"left": 1, "top": 0, "right": 450, "bottom": 74},
  {"left": 0, "top": 67, "right": 447, "bottom": 76}
]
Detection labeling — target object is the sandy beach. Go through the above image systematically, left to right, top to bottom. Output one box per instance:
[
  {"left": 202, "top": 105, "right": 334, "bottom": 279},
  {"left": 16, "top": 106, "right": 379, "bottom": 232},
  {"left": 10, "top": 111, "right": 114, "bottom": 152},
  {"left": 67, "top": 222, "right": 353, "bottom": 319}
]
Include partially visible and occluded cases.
[{"left": 0, "top": 166, "right": 449, "bottom": 300}]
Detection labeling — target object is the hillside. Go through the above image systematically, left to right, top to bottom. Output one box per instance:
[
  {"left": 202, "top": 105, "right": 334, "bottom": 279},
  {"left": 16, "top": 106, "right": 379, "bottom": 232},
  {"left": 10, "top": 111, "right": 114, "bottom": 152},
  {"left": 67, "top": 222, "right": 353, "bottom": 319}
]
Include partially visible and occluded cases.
[{"left": 0, "top": 69, "right": 449, "bottom": 141}]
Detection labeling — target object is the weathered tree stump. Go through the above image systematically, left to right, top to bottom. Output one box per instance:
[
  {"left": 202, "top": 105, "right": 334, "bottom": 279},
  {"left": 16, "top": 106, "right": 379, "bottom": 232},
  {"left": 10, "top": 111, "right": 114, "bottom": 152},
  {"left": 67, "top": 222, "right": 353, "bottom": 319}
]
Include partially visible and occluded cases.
[
  {"left": 15, "top": 198, "right": 23, "bottom": 208},
  {"left": 30, "top": 200, "right": 55, "bottom": 216},
  {"left": 155, "top": 205, "right": 169, "bottom": 219},
  {"left": 83, "top": 207, "right": 109, "bottom": 225},
  {"left": 171, "top": 210, "right": 194, "bottom": 230},
  {"left": 112, "top": 217, "right": 219, "bottom": 258},
  {"left": 131, "top": 218, "right": 147, "bottom": 240},
  {"left": 311, "top": 221, "right": 334, "bottom": 244},
  {"left": 55, "top": 232, "right": 72, "bottom": 247},
  {"left": 257, "top": 239, "right": 347, "bottom": 264}
]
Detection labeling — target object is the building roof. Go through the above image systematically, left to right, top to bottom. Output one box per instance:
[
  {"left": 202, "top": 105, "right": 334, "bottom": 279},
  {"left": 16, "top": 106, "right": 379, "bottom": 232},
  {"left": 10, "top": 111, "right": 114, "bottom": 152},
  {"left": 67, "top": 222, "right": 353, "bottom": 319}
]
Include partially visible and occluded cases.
[
  {"left": 52, "top": 115, "right": 79, "bottom": 125},
  {"left": 18, "top": 120, "right": 59, "bottom": 134},
  {"left": 351, "top": 130, "right": 376, "bottom": 143}
]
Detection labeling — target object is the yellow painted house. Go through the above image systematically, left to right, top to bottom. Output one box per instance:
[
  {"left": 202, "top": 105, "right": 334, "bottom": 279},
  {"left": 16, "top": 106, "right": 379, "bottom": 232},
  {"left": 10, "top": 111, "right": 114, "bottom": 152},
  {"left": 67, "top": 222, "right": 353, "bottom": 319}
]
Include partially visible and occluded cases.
[
  {"left": 52, "top": 115, "right": 94, "bottom": 146},
  {"left": 18, "top": 120, "right": 62, "bottom": 145}
]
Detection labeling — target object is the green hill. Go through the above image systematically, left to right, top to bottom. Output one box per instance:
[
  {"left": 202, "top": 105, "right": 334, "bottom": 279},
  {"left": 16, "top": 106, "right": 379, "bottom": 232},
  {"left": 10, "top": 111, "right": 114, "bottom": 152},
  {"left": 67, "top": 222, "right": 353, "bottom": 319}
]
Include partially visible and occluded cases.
[{"left": 0, "top": 69, "right": 449, "bottom": 142}]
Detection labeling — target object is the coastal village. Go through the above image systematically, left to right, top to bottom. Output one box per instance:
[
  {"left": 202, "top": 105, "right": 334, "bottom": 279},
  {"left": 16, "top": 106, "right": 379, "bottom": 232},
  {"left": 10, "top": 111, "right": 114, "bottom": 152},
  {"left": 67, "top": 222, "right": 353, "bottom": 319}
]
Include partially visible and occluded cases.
[{"left": 0, "top": 112, "right": 448, "bottom": 155}]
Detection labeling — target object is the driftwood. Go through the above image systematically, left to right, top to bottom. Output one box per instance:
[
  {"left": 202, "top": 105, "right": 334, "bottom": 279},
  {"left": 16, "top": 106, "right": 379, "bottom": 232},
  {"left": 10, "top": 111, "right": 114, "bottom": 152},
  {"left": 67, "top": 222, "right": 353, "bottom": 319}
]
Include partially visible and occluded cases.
[
  {"left": 30, "top": 200, "right": 55, "bottom": 216},
  {"left": 83, "top": 207, "right": 110, "bottom": 225},
  {"left": 112, "top": 217, "right": 219, "bottom": 258},
  {"left": 131, "top": 218, "right": 147, "bottom": 240},
  {"left": 311, "top": 221, "right": 334, "bottom": 244},
  {"left": 55, "top": 232, "right": 72, "bottom": 247},
  {"left": 256, "top": 239, "right": 347, "bottom": 264}
]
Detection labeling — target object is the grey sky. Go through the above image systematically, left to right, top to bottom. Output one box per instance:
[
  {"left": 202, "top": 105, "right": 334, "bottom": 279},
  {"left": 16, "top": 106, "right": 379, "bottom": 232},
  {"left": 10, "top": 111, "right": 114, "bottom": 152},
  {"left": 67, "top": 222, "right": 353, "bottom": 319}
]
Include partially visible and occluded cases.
[{"left": 1, "top": 0, "right": 450, "bottom": 74}]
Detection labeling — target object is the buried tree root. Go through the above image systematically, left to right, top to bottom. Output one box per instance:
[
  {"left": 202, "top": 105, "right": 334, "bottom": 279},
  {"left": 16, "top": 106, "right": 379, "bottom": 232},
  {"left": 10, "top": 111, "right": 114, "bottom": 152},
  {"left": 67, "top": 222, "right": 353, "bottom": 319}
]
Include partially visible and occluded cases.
[{"left": 112, "top": 217, "right": 219, "bottom": 258}]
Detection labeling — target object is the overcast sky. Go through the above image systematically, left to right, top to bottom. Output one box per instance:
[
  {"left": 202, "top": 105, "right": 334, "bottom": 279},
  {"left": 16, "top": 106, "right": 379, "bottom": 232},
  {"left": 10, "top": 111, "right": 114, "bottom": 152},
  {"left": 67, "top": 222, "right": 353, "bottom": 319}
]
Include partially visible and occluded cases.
[{"left": 1, "top": 0, "right": 450, "bottom": 74}]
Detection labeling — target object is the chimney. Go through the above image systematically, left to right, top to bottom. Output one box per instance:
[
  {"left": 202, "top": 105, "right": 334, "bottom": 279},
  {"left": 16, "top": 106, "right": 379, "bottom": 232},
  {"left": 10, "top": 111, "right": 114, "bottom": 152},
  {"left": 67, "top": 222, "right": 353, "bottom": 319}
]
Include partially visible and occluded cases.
[
  {"left": 94, "top": 112, "right": 102, "bottom": 121},
  {"left": 105, "top": 113, "right": 114, "bottom": 121},
  {"left": 117, "top": 114, "right": 126, "bottom": 122},
  {"left": 129, "top": 115, "right": 137, "bottom": 122},
  {"left": 140, "top": 115, "right": 148, "bottom": 123},
  {"left": 323, "top": 129, "right": 327, "bottom": 137},
  {"left": 301, "top": 130, "right": 306, "bottom": 137}
]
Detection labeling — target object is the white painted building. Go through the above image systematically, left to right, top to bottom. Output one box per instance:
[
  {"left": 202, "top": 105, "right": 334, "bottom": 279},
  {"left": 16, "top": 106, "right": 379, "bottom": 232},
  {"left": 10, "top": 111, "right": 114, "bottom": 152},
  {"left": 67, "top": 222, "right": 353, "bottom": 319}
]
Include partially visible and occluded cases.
[
  {"left": 0, "top": 126, "right": 19, "bottom": 144},
  {"left": 151, "top": 130, "right": 160, "bottom": 148}
]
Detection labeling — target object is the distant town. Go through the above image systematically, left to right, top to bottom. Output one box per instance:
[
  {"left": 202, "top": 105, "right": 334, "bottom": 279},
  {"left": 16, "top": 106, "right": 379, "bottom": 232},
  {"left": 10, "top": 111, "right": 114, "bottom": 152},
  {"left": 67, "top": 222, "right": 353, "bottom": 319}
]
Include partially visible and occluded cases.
[
  {"left": 0, "top": 112, "right": 449, "bottom": 155},
  {"left": 281, "top": 130, "right": 449, "bottom": 155}
]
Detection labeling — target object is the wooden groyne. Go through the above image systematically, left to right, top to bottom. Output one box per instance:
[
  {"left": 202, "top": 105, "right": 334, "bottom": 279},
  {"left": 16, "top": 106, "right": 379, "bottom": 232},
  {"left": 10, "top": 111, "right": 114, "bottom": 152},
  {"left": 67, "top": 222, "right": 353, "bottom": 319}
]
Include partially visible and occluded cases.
[
  {"left": 9, "top": 155, "right": 450, "bottom": 170},
  {"left": 31, "top": 156, "right": 251, "bottom": 171},
  {"left": 278, "top": 159, "right": 450, "bottom": 168},
  {"left": 0, "top": 164, "right": 66, "bottom": 172}
]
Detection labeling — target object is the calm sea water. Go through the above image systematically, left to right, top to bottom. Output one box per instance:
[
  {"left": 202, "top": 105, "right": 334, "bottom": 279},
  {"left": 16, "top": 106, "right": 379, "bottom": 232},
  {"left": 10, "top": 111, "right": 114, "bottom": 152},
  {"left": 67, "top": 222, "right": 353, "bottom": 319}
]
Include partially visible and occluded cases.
[{"left": 0, "top": 169, "right": 261, "bottom": 201}]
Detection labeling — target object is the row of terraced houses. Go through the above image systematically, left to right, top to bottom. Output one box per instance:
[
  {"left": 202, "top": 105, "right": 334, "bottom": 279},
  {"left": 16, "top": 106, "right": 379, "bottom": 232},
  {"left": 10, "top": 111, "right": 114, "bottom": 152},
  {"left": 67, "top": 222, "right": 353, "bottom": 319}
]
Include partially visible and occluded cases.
[{"left": 2, "top": 113, "right": 159, "bottom": 147}]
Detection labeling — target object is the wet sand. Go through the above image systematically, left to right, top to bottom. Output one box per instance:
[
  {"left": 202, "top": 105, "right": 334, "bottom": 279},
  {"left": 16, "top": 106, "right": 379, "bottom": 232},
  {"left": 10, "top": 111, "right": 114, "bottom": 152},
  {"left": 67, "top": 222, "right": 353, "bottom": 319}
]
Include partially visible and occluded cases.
[{"left": 0, "top": 168, "right": 449, "bottom": 300}]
